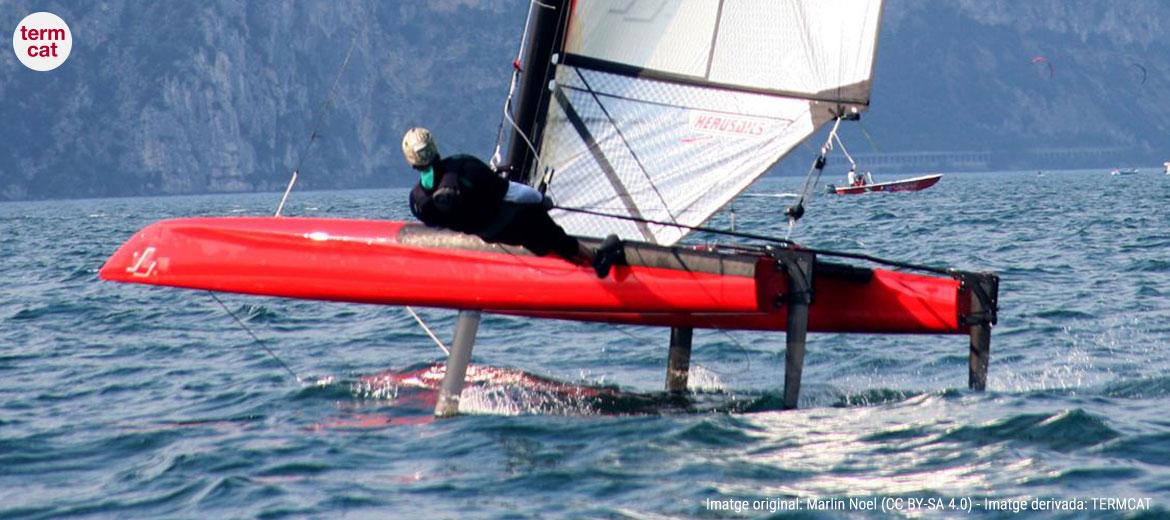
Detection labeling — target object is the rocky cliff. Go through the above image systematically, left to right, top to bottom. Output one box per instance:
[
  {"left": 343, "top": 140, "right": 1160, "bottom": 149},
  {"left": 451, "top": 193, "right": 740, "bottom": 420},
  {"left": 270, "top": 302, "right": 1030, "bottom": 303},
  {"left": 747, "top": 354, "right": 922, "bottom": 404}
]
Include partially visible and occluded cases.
[{"left": 2, "top": 0, "right": 1167, "bottom": 200}]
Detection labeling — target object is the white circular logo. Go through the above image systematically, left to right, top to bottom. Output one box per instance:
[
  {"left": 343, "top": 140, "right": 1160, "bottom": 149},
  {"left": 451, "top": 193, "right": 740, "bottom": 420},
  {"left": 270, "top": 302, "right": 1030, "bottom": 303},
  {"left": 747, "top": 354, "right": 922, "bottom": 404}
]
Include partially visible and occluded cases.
[{"left": 13, "top": 12, "right": 72, "bottom": 72}]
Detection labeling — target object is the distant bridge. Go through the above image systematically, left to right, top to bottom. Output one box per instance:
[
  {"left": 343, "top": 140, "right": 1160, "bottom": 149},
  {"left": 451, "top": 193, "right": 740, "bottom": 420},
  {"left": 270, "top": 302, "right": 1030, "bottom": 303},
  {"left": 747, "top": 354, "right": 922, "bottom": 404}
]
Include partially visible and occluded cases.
[
  {"left": 816, "top": 146, "right": 1132, "bottom": 173},
  {"left": 826, "top": 151, "right": 991, "bottom": 172}
]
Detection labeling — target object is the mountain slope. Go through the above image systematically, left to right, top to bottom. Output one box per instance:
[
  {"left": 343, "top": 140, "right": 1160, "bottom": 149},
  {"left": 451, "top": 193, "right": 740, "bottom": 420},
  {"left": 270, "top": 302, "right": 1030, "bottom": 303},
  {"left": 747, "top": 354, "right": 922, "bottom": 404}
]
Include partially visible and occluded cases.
[{"left": 1, "top": 0, "right": 1166, "bottom": 201}]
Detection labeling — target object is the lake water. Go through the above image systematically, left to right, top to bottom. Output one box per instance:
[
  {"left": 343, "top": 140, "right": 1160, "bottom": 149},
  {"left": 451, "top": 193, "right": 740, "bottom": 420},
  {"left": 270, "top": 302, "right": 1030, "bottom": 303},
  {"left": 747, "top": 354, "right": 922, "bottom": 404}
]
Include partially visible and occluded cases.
[{"left": 2, "top": 170, "right": 1168, "bottom": 518}]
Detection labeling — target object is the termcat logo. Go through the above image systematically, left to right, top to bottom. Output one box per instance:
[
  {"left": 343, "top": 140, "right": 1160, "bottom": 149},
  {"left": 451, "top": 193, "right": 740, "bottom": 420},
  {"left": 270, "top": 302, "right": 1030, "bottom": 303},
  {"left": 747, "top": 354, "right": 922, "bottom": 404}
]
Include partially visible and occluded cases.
[{"left": 13, "top": 12, "right": 72, "bottom": 71}]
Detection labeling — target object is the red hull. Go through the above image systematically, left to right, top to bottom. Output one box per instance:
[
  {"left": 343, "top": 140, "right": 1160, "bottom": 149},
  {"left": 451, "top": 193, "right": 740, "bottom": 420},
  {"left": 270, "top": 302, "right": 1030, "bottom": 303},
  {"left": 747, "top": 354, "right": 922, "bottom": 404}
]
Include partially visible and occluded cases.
[
  {"left": 832, "top": 174, "right": 942, "bottom": 195},
  {"left": 99, "top": 217, "right": 975, "bottom": 334}
]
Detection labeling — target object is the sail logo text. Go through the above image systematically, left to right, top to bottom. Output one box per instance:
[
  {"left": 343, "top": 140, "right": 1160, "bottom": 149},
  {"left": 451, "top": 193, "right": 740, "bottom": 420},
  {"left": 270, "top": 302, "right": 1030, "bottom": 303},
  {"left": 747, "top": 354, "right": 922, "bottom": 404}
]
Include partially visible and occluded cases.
[{"left": 688, "top": 112, "right": 773, "bottom": 138}]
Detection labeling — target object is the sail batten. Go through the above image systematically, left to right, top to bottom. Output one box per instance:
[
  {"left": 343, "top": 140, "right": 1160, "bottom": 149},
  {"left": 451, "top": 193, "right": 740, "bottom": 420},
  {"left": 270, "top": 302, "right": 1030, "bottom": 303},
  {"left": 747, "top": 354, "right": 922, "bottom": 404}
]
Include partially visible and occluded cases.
[
  {"left": 535, "top": 0, "right": 883, "bottom": 245},
  {"left": 562, "top": 54, "right": 873, "bottom": 106}
]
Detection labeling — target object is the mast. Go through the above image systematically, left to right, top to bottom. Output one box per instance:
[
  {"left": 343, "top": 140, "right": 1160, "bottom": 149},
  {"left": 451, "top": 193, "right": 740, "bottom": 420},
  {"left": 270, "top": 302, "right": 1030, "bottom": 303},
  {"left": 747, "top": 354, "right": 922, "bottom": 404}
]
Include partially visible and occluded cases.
[{"left": 504, "top": 0, "right": 570, "bottom": 184}]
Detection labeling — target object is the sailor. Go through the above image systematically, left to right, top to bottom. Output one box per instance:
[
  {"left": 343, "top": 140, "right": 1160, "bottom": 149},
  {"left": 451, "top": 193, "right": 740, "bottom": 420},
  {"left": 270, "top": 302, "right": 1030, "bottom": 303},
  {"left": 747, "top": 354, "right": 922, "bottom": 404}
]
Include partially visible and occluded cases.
[
  {"left": 401, "top": 127, "right": 621, "bottom": 277},
  {"left": 849, "top": 167, "right": 868, "bottom": 187}
]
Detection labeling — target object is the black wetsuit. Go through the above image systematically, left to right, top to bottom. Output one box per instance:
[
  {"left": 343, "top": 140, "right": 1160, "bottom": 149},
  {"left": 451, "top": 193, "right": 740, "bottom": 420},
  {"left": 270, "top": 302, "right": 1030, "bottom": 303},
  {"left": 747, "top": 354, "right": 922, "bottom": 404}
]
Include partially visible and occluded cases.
[
  {"left": 409, "top": 154, "right": 580, "bottom": 260},
  {"left": 410, "top": 154, "right": 507, "bottom": 233}
]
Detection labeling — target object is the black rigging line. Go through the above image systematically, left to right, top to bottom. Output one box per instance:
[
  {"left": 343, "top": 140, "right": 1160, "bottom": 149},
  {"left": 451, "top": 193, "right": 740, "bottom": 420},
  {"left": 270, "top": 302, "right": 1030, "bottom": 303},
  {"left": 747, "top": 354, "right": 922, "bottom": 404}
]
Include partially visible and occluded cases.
[
  {"left": 211, "top": 25, "right": 363, "bottom": 383},
  {"left": 290, "top": 26, "right": 363, "bottom": 179},
  {"left": 573, "top": 68, "right": 681, "bottom": 229},
  {"left": 554, "top": 204, "right": 957, "bottom": 276},
  {"left": 557, "top": 204, "right": 795, "bottom": 247},
  {"left": 208, "top": 292, "right": 302, "bottom": 382}
]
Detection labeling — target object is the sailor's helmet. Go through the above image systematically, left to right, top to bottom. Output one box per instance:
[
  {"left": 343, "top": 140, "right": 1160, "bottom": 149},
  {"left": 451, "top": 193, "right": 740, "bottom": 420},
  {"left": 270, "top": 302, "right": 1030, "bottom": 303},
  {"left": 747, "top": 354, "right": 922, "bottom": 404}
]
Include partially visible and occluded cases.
[{"left": 402, "top": 127, "right": 439, "bottom": 169}]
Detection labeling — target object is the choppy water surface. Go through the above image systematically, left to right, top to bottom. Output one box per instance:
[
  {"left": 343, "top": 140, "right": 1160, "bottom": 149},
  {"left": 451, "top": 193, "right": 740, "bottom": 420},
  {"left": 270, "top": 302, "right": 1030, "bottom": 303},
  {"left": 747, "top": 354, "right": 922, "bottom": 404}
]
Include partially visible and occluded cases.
[{"left": 2, "top": 170, "right": 1168, "bottom": 518}]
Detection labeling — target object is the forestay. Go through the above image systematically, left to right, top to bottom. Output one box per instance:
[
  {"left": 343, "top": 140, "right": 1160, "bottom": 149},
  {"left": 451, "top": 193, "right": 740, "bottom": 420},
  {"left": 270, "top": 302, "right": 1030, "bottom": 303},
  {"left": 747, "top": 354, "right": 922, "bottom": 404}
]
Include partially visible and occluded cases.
[{"left": 538, "top": 0, "right": 883, "bottom": 245}]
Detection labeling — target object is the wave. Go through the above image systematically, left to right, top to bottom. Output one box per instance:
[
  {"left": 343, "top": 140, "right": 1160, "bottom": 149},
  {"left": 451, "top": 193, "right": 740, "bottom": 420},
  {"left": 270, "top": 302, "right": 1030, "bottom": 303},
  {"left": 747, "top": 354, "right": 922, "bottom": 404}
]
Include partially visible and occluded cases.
[
  {"left": 1125, "top": 258, "right": 1170, "bottom": 273},
  {"left": 295, "top": 363, "right": 962, "bottom": 422},
  {"left": 1100, "top": 374, "right": 1170, "bottom": 399},
  {"left": 937, "top": 408, "right": 1119, "bottom": 452}
]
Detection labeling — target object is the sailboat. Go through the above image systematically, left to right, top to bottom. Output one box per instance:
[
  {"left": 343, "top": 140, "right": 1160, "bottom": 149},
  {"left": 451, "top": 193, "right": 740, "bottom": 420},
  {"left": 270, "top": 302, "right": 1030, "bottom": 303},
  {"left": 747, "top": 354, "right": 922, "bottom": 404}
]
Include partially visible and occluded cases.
[{"left": 100, "top": 0, "right": 997, "bottom": 416}]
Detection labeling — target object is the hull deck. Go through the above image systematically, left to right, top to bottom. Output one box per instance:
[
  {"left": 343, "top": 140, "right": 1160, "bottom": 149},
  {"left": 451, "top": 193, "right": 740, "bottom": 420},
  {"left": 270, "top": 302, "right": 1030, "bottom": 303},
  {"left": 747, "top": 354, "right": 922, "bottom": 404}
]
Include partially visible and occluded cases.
[{"left": 100, "top": 217, "right": 984, "bottom": 335}]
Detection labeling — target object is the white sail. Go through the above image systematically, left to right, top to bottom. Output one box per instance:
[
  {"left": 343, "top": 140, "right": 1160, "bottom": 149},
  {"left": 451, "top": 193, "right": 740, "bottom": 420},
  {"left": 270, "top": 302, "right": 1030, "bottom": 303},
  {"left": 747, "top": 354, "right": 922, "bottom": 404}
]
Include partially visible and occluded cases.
[{"left": 539, "top": 0, "right": 883, "bottom": 245}]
